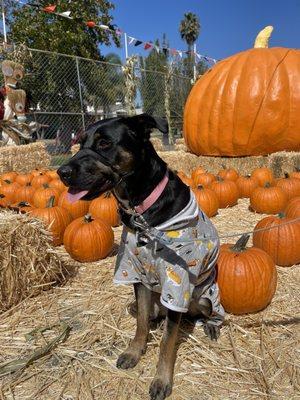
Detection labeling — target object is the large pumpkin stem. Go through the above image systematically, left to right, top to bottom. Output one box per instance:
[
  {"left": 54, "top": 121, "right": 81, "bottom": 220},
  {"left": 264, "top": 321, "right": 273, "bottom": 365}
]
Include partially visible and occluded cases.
[
  {"left": 254, "top": 26, "right": 274, "bottom": 48},
  {"left": 284, "top": 173, "right": 290, "bottom": 179},
  {"left": 264, "top": 182, "right": 271, "bottom": 188},
  {"left": 197, "top": 185, "right": 204, "bottom": 190},
  {"left": 104, "top": 191, "right": 112, "bottom": 199},
  {"left": 46, "top": 196, "right": 55, "bottom": 208},
  {"left": 17, "top": 201, "right": 30, "bottom": 207},
  {"left": 278, "top": 212, "right": 286, "bottom": 219},
  {"left": 231, "top": 234, "right": 250, "bottom": 252}
]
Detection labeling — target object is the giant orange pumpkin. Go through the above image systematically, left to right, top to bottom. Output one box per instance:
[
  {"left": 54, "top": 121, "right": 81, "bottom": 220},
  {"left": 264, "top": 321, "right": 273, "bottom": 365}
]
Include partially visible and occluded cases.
[
  {"left": 183, "top": 27, "right": 300, "bottom": 156},
  {"left": 217, "top": 234, "right": 277, "bottom": 314}
]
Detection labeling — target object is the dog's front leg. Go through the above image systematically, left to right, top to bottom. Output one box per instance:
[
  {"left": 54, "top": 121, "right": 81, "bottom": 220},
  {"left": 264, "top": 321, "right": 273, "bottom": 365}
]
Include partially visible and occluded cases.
[
  {"left": 117, "top": 282, "right": 151, "bottom": 369},
  {"left": 149, "top": 309, "right": 182, "bottom": 400}
]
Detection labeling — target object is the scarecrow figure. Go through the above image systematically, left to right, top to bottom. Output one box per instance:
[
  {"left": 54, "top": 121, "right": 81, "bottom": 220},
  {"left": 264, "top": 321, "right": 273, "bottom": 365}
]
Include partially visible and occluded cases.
[{"left": 0, "top": 59, "right": 31, "bottom": 145}]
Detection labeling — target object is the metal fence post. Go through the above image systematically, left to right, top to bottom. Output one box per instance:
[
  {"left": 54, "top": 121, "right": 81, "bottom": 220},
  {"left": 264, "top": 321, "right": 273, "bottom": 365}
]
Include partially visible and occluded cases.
[{"left": 75, "top": 56, "right": 86, "bottom": 132}]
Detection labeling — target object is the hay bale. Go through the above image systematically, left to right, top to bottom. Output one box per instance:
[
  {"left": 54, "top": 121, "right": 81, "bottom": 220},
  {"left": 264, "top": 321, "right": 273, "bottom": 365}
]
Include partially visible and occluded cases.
[
  {"left": 150, "top": 137, "right": 164, "bottom": 152},
  {"left": 0, "top": 142, "right": 51, "bottom": 174},
  {"left": 268, "top": 151, "right": 300, "bottom": 177},
  {"left": 0, "top": 211, "right": 71, "bottom": 313}
]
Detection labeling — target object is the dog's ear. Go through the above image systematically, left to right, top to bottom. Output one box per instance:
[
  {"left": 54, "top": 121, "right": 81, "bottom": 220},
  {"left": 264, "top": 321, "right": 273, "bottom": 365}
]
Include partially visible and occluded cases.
[{"left": 123, "top": 113, "right": 168, "bottom": 141}]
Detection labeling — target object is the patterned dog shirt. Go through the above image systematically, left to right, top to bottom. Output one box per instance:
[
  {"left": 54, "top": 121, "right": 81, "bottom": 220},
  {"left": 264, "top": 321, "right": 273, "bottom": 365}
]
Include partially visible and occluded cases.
[{"left": 114, "top": 191, "right": 225, "bottom": 326}]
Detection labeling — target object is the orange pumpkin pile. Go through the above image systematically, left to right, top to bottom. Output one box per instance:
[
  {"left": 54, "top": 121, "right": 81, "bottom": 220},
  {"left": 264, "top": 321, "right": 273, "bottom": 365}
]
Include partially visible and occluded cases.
[{"left": 0, "top": 168, "right": 118, "bottom": 262}]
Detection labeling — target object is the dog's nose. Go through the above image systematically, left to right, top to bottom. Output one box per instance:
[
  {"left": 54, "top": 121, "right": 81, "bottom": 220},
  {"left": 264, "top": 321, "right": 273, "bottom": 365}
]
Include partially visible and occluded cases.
[{"left": 57, "top": 165, "right": 73, "bottom": 183}]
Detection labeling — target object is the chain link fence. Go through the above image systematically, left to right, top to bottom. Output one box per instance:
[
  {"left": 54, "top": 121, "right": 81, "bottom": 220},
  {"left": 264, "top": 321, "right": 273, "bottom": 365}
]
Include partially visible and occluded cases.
[{"left": 0, "top": 46, "right": 192, "bottom": 166}]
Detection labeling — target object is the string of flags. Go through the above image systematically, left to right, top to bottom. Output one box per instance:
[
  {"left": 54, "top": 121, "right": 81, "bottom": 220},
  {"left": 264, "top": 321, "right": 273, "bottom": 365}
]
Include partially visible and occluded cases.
[{"left": 13, "top": 0, "right": 218, "bottom": 64}]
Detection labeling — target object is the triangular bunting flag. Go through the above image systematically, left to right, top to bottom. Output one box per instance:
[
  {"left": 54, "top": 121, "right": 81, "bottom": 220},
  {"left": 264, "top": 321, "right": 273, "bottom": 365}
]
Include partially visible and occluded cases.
[
  {"left": 43, "top": 5, "right": 56, "bottom": 13},
  {"left": 57, "top": 11, "right": 72, "bottom": 19},
  {"left": 128, "top": 36, "right": 135, "bottom": 44},
  {"left": 134, "top": 40, "right": 143, "bottom": 47},
  {"left": 144, "top": 42, "right": 152, "bottom": 50},
  {"left": 178, "top": 51, "right": 183, "bottom": 58}
]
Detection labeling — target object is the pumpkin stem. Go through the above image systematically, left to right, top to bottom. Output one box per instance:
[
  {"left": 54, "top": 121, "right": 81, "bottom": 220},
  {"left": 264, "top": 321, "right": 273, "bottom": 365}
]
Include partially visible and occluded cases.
[
  {"left": 254, "top": 26, "right": 274, "bottom": 48},
  {"left": 284, "top": 172, "right": 290, "bottom": 179},
  {"left": 246, "top": 174, "right": 251, "bottom": 179},
  {"left": 216, "top": 176, "right": 224, "bottom": 182},
  {"left": 4, "top": 179, "right": 11, "bottom": 184},
  {"left": 26, "top": 182, "right": 32, "bottom": 187},
  {"left": 264, "top": 182, "right": 271, "bottom": 188},
  {"left": 43, "top": 183, "right": 50, "bottom": 189},
  {"left": 197, "top": 185, "right": 204, "bottom": 190},
  {"left": 104, "top": 191, "right": 111, "bottom": 198},
  {"left": 0, "top": 194, "right": 4, "bottom": 199},
  {"left": 46, "top": 196, "right": 55, "bottom": 208},
  {"left": 17, "top": 201, "right": 30, "bottom": 207},
  {"left": 278, "top": 212, "right": 286, "bottom": 219},
  {"left": 84, "top": 213, "right": 94, "bottom": 223},
  {"left": 231, "top": 234, "right": 250, "bottom": 252}
]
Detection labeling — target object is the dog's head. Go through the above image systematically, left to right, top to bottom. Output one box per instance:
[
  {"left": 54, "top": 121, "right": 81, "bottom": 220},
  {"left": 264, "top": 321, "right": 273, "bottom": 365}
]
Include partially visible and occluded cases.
[{"left": 57, "top": 114, "right": 168, "bottom": 202}]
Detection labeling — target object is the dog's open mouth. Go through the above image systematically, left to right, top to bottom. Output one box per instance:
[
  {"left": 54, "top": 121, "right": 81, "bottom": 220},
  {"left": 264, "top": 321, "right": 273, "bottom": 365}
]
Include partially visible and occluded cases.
[{"left": 67, "top": 179, "right": 113, "bottom": 203}]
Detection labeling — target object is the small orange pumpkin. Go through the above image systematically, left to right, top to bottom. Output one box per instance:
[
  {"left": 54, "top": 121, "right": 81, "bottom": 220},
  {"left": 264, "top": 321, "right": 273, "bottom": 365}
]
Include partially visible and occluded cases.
[
  {"left": 191, "top": 166, "right": 206, "bottom": 183},
  {"left": 217, "top": 166, "right": 239, "bottom": 182},
  {"left": 251, "top": 167, "right": 274, "bottom": 187},
  {"left": 45, "top": 170, "right": 59, "bottom": 180},
  {"left": 0, "top": 171, "right": 18, "bottom": 182},
  {"left": 193, "top": 172, "right": 216, "bottom": 187},
  {"left": 15, "top": 173, "right": 33, "bottom": 186},
  {"left": 31, "top": 173, "right": 50, "bottom": 189},
  {"left": 276, "top": 173, "right": 300, "bottom": 200},
  {"left": 236, "top": 175, "right": 259, "bottom": 198},
  {"left": 210, "top": 177, "right": 239, "bottom": 208},
  {"left": 48, "top": 178, "right": 67, "bottom": 193},
  {"left": 0, "top": 180, "right": 20, "bottom": 203},
  {"left": 250, "top": 182, "right": 288, "bottom": 214},
  {"left": 15, "top": 183, "right": 36, "bottom": 204},
  {"left": 33, "top": 184, "right": 60, "bottom": 208},
  {"left": 192, "top": 185, "right": 219, "bottom": 217},
  {"left": 58, "top": 190, "right": 91, "bottom": 219},
  {"left": 89, "top": 192, "right": 120, "bottom": 227},
  {"left": 0, "top": 194, "right": 11, "bottom": 208},
  {"left": 30, "top": 196, "right": 73, "bottom": 246},
  {"left": 285, "top": 197, "right": 300, "bottom": 218},
  {"left": 63, "top": 213, "right": 114, "bottom": 262},
  {"left": 253, "top": 213, "right": 300, "bottom": 266},
  {"left": 217, "top": 234, "right": 277, "bottom": 314}
]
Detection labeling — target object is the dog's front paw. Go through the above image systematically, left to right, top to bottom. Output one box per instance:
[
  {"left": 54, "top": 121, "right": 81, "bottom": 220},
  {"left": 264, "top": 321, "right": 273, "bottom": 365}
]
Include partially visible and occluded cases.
[
  {"left": 203, "top": 322, "right": 220, "bottom": 341},
  {"left": 116, "top": 351, "right": 140, "bottom": 369},
  {"left": 149, "top": 378, "right": 172, "bottom": 400}
]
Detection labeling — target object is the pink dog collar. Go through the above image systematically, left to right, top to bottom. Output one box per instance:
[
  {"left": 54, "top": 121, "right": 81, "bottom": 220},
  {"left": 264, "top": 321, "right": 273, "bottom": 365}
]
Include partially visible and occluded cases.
[{"left": 134, "top": 172, "right": 169, "bottom": 214}]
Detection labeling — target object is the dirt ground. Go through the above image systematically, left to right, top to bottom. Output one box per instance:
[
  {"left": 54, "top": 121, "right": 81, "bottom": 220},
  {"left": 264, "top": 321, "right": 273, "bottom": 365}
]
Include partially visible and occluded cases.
[{"left": 0, "top": 198, "right": 299, "bottom": 400}]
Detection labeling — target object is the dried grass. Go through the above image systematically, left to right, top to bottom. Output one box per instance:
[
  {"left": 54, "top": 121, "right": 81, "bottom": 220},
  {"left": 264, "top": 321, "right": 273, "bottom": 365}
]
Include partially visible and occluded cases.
[
  {"left": 0, "top": 142, "right": 51, "bottom": 174},
  {"left": 158, "top": 150, "right": 300, "bottom": 178},
  {"left": 0, "top": 200, "right": 298, "bottom": 399},
  {"left": 0, "top": 212, "right": 74, "bottom": 313}
]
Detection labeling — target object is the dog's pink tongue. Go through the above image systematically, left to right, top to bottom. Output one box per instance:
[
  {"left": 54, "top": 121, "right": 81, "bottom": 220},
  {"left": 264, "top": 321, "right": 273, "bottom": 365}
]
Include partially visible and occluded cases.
[{"left": 67, "top": 190, "right": 89, "bottom": 204}]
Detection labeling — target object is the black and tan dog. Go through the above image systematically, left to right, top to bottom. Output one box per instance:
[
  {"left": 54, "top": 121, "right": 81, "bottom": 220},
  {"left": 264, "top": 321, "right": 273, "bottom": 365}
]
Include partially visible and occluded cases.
[{"left": 58, "top": 114, "right": 224, "bottom": 400}]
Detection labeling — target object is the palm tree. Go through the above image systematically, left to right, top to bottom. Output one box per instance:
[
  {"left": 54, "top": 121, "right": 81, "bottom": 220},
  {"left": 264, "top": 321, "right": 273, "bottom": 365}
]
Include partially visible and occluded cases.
[
  {"left": 179, "top": 12, "right": 200, "bottom": 77},
  {"left": 179, "top": 12, "right": 200, "bottom": 53}
]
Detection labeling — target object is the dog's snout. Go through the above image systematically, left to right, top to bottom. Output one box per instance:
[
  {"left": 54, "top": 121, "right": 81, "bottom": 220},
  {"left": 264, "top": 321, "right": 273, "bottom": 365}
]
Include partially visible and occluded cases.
[{"left": 57, "top": 165, "right": 73, "bottom": 182}]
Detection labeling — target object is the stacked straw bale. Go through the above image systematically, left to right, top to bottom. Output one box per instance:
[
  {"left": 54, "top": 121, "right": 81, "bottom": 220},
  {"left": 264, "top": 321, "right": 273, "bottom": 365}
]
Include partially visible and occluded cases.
[
  {"left": 72, "top": 140, "right": 300, "bottom": 177},
  {"left": 0, "top": 142, "right": 51, "bottom": 174},
  {"left": 0, "top": 211, "right": 72, "bottom": 312}
]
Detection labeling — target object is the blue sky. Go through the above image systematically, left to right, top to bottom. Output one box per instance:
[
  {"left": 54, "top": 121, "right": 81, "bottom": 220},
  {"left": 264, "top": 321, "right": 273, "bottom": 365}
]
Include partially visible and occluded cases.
[{"left": 101, "top": 0, "right": 300, "bottom": 61}]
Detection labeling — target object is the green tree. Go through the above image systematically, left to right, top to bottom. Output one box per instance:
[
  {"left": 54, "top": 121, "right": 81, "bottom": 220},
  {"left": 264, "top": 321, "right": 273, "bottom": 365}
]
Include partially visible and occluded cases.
[
  {"left": 5, "top": 0, "right": 120, "bottom": 59},
  {"left": 179, "top": 12, "right": 200, "bottom": 78},
  {"left": 139, "top": 38, "right": 169, "bottom": 116}
]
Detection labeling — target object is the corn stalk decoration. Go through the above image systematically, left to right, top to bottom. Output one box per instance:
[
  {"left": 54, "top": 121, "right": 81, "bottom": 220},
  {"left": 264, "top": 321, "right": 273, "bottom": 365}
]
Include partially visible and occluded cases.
[
  {"left": 122, "top": 56, "right": 138, "bottom": 116},
  {"left": 164, "top": 62, "right": 173, "bottom": 145}
]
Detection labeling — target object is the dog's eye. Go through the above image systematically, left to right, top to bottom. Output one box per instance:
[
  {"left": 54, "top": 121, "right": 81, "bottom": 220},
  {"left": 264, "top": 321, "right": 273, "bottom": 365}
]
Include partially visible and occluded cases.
[{"left": 97, "top": 139, "right": 111, "bottom": 150}]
